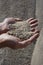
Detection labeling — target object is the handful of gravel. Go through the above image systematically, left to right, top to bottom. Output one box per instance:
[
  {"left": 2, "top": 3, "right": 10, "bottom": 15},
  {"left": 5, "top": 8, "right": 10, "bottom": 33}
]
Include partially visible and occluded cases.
[{"left": 8, "top": 20, "right": 32, "bottom": 40}]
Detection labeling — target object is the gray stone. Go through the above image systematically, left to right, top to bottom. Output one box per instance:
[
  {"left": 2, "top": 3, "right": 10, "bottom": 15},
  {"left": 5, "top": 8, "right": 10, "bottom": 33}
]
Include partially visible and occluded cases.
[
  {"left": 31, "top": 0, "right": 43, "bottom": 65},
  {"left": 35, "top": 0, "right": 43, "bottom": 30},
  {"left": 31, "top": 28, "right": 43, "bottom": 65}
]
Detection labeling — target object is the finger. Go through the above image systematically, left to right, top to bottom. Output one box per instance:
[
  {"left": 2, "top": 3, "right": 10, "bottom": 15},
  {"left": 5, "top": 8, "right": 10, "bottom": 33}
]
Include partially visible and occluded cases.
[
  {"left": 5, "top": 17, "right": 22, "bottom": 24},
  {"left": 14, "top": 18, "right": 22, "bottom": 21},
  {"left": 26, "top": 18, "right": 33, "bottom": 22},
  {"left": 29, "top": 19, "right": 38, "bottom": 24},
  {"left": 30, "top": 22, "right": 38, "bottom": 28},
  {"left": 30, "top": 28, "right": 35, "bottom": 31},
  {"left": 30, "top": 28, "right": 39, "bottom": 32},
  {"left": 29, "top": 30, "right": 40, "bottom": 35},
  {"left": 33, "top": 30, "right": 40, "bottom": 33},
  {"left": 29, "top": 33, "right": 39, "bottom": 42}
]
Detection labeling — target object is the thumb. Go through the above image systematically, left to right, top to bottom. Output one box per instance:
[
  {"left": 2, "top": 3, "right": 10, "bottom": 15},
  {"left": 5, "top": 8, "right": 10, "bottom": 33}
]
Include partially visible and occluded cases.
[{"left": 29, "top": 33, "right": 39, "bottom": 42}]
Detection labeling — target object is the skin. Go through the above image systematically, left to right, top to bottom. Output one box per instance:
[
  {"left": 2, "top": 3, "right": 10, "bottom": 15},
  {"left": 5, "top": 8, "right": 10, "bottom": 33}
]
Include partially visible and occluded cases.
[{"left": 0, "top": 17, "right": 39, "bottom": 49}]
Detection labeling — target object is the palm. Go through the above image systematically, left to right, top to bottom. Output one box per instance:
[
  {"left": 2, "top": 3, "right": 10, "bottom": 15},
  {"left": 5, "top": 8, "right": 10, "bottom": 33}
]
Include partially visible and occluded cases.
[
  {"left": 0, "top": 18, "right": 39, "bottom": 49},
  {"left": 1, "top": 18, "right": 22, "bottom": 33}
]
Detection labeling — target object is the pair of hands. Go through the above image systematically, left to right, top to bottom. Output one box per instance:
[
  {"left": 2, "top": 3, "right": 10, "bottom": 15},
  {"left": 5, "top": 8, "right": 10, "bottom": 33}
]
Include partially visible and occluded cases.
[{"left": 0, "top": 17, "right": 39, "bottom": 49}]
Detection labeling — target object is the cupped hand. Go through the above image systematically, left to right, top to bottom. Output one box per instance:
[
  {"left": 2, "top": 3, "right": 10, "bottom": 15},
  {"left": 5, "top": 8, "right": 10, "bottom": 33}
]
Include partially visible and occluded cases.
[{"left": 0, "top": 17, "right": 22, "bottom": 34}]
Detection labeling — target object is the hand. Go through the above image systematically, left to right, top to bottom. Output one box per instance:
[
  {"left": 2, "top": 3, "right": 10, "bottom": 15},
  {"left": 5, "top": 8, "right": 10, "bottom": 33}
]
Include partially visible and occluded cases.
[
  {"left": 0, "top": 17, "right": 22, "bottom": 34},
  {"left": 0, "top": 18, "right": 40, "bottom": 49},
  {"left": 20, "top": 18, "right": 39, "bottom": 48},
  {"left": 26, "top": 18, "right": 38, "bottom": 30},
  {"left": 26, "top": 18, "right": 39, "bottom": 34},
  {"left": 0, "top": 31, "right": 39, "bottom": 49}
]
